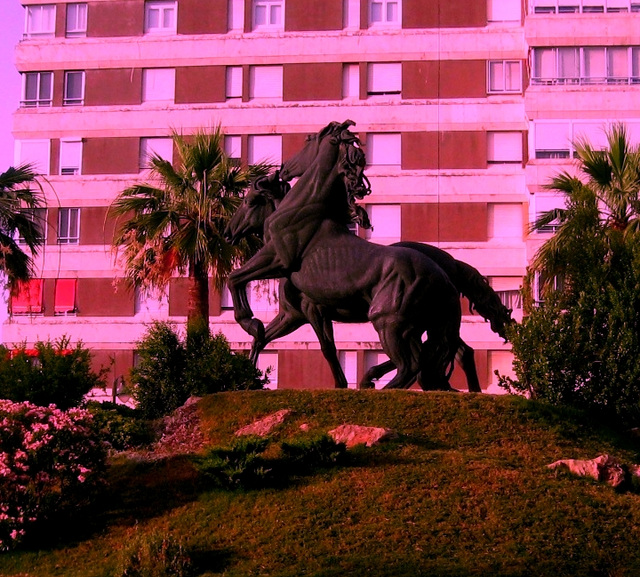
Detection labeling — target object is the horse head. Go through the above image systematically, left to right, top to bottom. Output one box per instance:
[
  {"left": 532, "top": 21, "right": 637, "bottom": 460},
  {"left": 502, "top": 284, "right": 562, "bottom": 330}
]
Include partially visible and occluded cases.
[{"left": 225, "top": 171, "right": 288, "bottom": 245}]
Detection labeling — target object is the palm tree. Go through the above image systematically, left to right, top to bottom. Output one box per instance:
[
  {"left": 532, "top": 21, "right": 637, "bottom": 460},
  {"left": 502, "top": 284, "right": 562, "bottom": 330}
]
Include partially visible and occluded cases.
[
  {"left": 529, "top": 123, "right": 640, "bottom": 301},
  {"left": 111, "top": 126, "right": 269, "bottom": 330},
  {"left": 0, "top": 163, "right": 45, "bottom": 288}
]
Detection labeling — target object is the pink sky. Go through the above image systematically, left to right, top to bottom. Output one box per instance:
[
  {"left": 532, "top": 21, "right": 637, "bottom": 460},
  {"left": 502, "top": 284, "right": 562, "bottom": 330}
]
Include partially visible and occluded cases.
[{"left": 0, "top": 2, "right": 25, "bottom": 169}]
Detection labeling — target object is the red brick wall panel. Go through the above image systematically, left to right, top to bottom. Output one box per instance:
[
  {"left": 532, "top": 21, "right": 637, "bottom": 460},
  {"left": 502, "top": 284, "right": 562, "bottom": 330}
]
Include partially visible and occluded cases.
[
  {"left": 178, "top": 0, "right": 227, "bottom": 34},
  {"left": 286, "top": 0, "right": 342, "bottom": 30},
  {"left": 402, "top": 0, "right": 438, "bottom": 28},
  {"left": 440, "top": 0, "right": 487, "bottom": 28},
  {"left": 88, "top": 1, "right": 144, "bottom": 37},
  {"left": 55, "top": 3, "right": 66, "bottom": 37},
  {"left": 439, "top": 60, "right": 486, "bottom": 99},
  {"left": 402, "top": 61, "right": 438, "bottom": 99},
  {"left": 283, "top": 63, "right": 342, "bottom": 102},
  {"left": 175, "top": 66, "right": 226, "bottom": 104},
  {"left": 85, "top": 69, "right": 142, "bottom": 106},
  {"left": 440, "top": 131, "right": 487, "bottom": 169},
  {"left": 401, "top": 132, "right": 438, "bottom": 170},
  {"left": 282, "top": 134, "right": 308, "bottom": 163},
  {"left": 83, "top": 138, "right": 140, "bottom": 175},
  {"left": 50, "top": 139, "right": 60, "bottom": 176},
  {"left": 401, "top": 203, "right": 488, "bottom": 242},
  {"left": 80, "top": 206, "right": 118, "bottom": 245},
  {"left": 43, "top": 278, "right": 55, "bottom": 316},
  {"left": 77, "top": 278, "right": 134, "bottom": 316},
  {"left": 169, "top": 278, "right": 222, "bottom": 316},
  {"left": 449, "top": 349, "right": 488, "bottom": 390},
  {"left": 91, "top": 350, "right": 135, "bottom": 390},
  {"left": 277, "top": 350, "right": 336, "bottom": 389}
]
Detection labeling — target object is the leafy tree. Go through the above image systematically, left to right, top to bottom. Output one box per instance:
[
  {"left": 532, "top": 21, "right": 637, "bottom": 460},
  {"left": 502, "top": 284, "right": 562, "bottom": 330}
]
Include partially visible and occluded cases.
[
  {"left": 504, "top": 124, "right": 640, "bottom": 424},
  {"left": 111, "top": 126, "right": 269, "bottom": 331},
  {"left": 0, "top": 164, "right": 45, "bottom": 289}
]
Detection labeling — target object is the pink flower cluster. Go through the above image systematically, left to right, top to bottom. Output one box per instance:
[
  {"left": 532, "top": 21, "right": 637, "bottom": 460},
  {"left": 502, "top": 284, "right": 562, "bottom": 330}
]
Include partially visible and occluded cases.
[{"left": 0, "top": 400, "right": 107, "bottom": 551}]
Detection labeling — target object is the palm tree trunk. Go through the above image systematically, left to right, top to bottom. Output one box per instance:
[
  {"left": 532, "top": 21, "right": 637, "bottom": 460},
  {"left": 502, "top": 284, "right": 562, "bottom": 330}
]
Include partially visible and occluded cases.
[{"left": 187, "top": 259, "right": 209, "bottom": 331}]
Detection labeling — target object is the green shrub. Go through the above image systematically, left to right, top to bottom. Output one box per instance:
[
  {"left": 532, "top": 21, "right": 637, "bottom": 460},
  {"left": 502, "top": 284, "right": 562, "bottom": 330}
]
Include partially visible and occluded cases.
[
  {"left": 131, "top": 322, "right": 189, "bottom": 419},
  {"left": 132, "top": 322, "right": 267, "bottom": 419},
  {"left": 0, "top": 337, "right": 104, "bottom": 410},
  {"left": 85, "top": 402, "right": 154, "bottom": 451},
  {"left": 279, "top": 434, "right": 347, "bottom": 473},
  {"left": 194, "top": 436, "right": 271, "bottom": 489},
  {"left": 116, "top": 530, "right": 194, "bottom": 577}
]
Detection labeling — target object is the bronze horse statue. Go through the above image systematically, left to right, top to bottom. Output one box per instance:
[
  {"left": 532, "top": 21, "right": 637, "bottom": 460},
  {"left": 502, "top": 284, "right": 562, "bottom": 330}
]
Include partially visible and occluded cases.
[
  {"left": 225, "top": 120, "right": 462, "bottom": 390},
  {"left": 226, "top": 167, "right": 513, "bottom": 392}
]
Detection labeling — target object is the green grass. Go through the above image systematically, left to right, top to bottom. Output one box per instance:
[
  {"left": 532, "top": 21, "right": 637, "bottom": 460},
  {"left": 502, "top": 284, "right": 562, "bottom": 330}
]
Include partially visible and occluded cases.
[{"left": 3, "top": 390, "right": 640, "bottom": 576}]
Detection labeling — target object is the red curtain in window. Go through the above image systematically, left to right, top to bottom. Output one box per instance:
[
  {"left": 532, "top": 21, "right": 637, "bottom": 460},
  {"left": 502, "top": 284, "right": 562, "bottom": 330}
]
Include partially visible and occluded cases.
[
  {"left": 11, "top": 279, "right": 44, "bottom": 314},
  {"left": 54, "top": 279, "right": 77, "bottom": 314}
]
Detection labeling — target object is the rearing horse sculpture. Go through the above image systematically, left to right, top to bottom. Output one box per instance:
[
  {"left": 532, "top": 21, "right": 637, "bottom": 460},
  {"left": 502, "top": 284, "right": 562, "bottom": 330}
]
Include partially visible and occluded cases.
[
  {"left": 226, "top": 120, "right": 462, "bottom": 390},
  {"left": 226, "top": 173, "right": 513, "bottom": 392}
]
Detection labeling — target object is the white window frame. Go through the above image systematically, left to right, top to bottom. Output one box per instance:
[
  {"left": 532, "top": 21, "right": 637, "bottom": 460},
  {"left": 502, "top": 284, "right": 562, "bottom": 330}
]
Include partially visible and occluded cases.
[
  {"left": 144, "top": 0, "right": 177, "bottom": 34},
  {"left": 228, "top": 0, "right": 245, "bottom": 30},
  {"left": 253, "top": 0, "right": 284, "bottom": 30},
  {"left": 369, "top": 0, "right": 401, "bottom": 26},
  {"left": 66, "top": 3, "right": 88, "bottom": 37},
  {"left": 25, "top": 4, "right": 56, "bottom": 38},
  {"left": 532, "top": 46, "right": 639, "bottom": 85},
  {"left": 487, "top": 60, "right": 522, "bottom": 93},
  {"left": 367, "top": 62, "right": 402, "bottom": 97},
  {"left": 343, "top": 64, "right": 360, "bottom": 99},
  {"left": 249, "top": 65, "right": 283, "bottom": 100},
  {"left": 226, "top": 66, "right": 243, "bottom": 99},
  {"left": 142, "top": 68, "right": 176, "bottom": 103},
  {"left": 22, "top": 71, "right": 53, "bottom": 107},
  {"left": 63, "top": 71, "right": 85, "bottom": 106},
  {"left": 487, "top": 132, "right": 523, "bottom": 163},
  {"left": 366, "top": 133, "right": 401, "bottom": 167},
  {"left": 248, "top": 135, "right": 282, "bottom": 166},
  {"left": 140, "top": 137, "right": 174, "bottom": 169},
  {"left": 15, "top": 139, "right": 51, "bottom": 175},
  {"left": 59, "top": 139, "right": 83, "bottom": 175},
  {"left": 364, "top": 204, "right": 401, "bottom": 244},
  {"left": 488, "top": 204, "right": 523, "bottom": 240},
  {"left": 17, "top": 208, "right": 48, "bottom": 245},
  {"left": 57, "top": 208, "right": 81, "bottom": 245}
]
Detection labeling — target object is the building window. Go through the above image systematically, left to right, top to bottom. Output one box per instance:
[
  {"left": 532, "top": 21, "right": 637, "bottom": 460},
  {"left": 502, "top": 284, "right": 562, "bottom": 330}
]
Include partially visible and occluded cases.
[
  {"left": 144, "top": 0, "right": 177, "bottom": 34},
  {"left": 228, "top": 0, "right": 245, "bottom": 30},
  {"left": 253, "top": 0, "right": 284, "bottom": 30},
  {"left": 343, "top": 0, "right": 360, "bottom": 28},
  {"left": 369, "top": 0, "right": 400, "bottom": 26},
  {"left": 487, "top": 0, "right": 521, "bottom": 21},
  {"left": 531, "top": 0, "right": 640, "bottom": 12},
  {"left": 66, "top": 3, "right": 87, "bottom": 37},
  {"left": 24, "top": 4, "right": 56, "bottom": 38},
  {"left": 532, "top": 46, "right": 640, "bottom": 85},
  {"left": 488, "top": 60, "right": 522, "bottom": 93},
  {"left": 367, "top": 63, "right": 401, "bottom": 97},
  {"left": 342, "top": 64, "right": 360, "bottom": 99},
  {"left": 226, "top": 66, "right": 243, "bottom": 100},
  {"left": 249, "top": 66, "right": 283, "bottom": 100},
  {"left": 142, "top": 69, "right": 175, "bottom": 103},
  {"left": 63, "top": 71, "right": 85, "bottom": 105},
  {"left": 21, "top": 72, "right": 53, "bottom": 107},
  {"left": 533, "top": 121, "right": 572, "bottom": 158},
  {"left": 487, "top": 132, "right": 523, "bottom": 163},
  {"left": 366, "top": 133, "right": 401, "bottom": 166},
  {"left": 224, "top": 135, "right": 242, "bottom": 162},
  {"left": 248, "top": 135, "right": 282, "bottom": 166},
  {"left": 140, "top": 137, "right": 174, "bottom": 169},
  {"left": 16, "top": 140, "right": 50, "bottom": 175},
  {"left": 59, "top": 140, "right": 82, "bottom": 175},
  {"left": 531, "top": 193, "right": 564, "bottom": 232},
  {"left": 365, "top": 204, "right": 401, "bottom": 244},
  {"left": 488, "top": 204, "right": 523, "bottom": 240},
  {"left": 17, "top": 208, "right": 47, "bottom": 244},
  {"left": 58, "top": 208, "right": 81, "bottom": 244},
  {"left": 490, "top": 277, "right": 523, "bottom": 311},
  {"left": 11, "top": 279, "right": 44, "bottom": 315},
  {"left": 54, "top": 279, "right": 77, "bottom": 315},
  {"left": 134, "top": 286, "right": 167, "bottom": 314},
  {"left": 364, "top": 351, "right": 396, "bottom": 388}
]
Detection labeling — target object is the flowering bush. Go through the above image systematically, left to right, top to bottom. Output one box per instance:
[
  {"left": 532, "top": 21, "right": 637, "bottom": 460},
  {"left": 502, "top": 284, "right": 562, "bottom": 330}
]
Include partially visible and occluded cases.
[{"left": 0, "top": 400, "right": 107, "bottom": 551}]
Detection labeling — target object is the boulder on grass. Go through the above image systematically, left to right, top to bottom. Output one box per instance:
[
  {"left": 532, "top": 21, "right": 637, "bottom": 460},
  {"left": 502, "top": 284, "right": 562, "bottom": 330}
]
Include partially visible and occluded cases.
[
  {"left": 235, "top": 409, "right": 291, "bottom": 437},
  {"left": 328, "top": 424, "right": 395, "bottom": 448},
  {"left": 547, "top": 454, "right": 626, "bottom": 488}
]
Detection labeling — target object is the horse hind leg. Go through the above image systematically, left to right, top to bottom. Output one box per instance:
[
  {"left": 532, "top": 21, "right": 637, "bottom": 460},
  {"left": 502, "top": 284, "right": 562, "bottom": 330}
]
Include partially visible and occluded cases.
[
  {"left": 374, "top": 322, "right": 421, "bottom": 390},
  {"left": 418, "top": 332, "right": 458, "bottom": 392},
  {"left": 457, "top": 340, "right": 481, "bottom": 393},
  {"left": 359, "top": 360, "right": 395, "bottom": 389}
]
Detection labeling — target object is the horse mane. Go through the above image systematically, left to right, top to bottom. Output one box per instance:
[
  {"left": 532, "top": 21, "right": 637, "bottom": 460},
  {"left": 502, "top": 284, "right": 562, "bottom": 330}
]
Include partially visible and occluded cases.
[{"left": 455, "top": 260, "right": 514, "bottom": 340}]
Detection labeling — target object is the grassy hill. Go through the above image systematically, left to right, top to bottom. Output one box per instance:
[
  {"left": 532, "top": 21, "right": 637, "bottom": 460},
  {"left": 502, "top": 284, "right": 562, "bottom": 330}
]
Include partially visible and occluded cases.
[{"left": 2, "top": 390, "right": 640, "bottom": 576}]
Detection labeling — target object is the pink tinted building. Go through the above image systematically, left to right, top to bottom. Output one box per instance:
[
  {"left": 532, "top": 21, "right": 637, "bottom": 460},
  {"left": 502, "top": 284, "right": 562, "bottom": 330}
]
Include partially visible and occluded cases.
[{"left": 10, "top": 0, "right": 640, "bottom": 391}]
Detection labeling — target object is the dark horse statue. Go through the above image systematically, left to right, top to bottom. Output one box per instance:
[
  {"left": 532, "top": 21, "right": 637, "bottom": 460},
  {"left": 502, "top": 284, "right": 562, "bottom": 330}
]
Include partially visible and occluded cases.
[
  {"left": 225, "top": 120, "right": 462, "bottom": 390},
  {"left": 226, "top": 169, "right": 513, "bottom": 392}
]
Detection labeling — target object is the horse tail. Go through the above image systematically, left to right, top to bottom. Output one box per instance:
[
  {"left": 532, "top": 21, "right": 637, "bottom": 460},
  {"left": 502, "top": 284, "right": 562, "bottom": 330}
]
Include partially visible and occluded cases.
[{"left": 455, "top": 260, "right": 514, "bottom": 341}]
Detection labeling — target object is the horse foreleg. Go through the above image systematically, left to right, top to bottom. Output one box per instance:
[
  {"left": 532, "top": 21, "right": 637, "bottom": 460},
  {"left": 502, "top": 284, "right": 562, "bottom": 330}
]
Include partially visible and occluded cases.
[
  {"left": 228, "top": 245, "right": 287, "bottom": 340},
  {"left": 301, "top": 298, "right": 349, "bottom": 389},
  {"left": 250, "top": 311, "right": 306, "bottom": 364},
  {"left": 374, "top": 321, "right": 421, "bottom": 390},
  {"left": 457, "top": 340, "right": 481, "bottom": 393},
  {"left": 359, "top": 360, "right": 395, "bottom": 389}
]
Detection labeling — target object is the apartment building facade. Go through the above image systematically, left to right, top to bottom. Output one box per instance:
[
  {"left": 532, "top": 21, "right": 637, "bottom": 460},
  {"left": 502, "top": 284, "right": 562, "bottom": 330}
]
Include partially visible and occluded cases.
[{"left": 9, "top": 0, "right": 640, "bottom": 392}]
